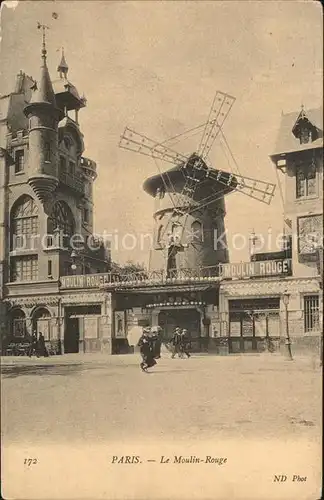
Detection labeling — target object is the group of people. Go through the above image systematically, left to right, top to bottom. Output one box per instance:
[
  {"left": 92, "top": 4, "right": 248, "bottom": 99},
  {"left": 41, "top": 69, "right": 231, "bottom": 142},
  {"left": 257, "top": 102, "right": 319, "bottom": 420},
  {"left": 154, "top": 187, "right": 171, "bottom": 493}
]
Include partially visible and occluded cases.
[
  {"left": 137, "top": 325, "right": 191, "bottom": 372},
  {"left": 170, "top": 327, "right": 191, "bottom": 359},
  {"left": 28, "top": 332, "right": 49, "bottom": 358}
]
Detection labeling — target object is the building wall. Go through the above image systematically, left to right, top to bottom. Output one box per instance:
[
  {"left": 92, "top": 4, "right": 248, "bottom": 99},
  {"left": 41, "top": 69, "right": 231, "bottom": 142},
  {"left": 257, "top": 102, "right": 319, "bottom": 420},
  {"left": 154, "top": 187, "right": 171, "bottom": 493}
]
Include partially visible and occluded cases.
[{"left": 284, "top": 148, "right": 323, "bottom": 278}]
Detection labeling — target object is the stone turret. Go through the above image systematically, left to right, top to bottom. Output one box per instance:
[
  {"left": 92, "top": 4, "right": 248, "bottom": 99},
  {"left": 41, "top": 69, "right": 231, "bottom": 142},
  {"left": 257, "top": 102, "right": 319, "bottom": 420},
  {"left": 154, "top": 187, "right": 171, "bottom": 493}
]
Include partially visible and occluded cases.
[{"left": 23, "top": 30, "right": 63, "bottom": 203}]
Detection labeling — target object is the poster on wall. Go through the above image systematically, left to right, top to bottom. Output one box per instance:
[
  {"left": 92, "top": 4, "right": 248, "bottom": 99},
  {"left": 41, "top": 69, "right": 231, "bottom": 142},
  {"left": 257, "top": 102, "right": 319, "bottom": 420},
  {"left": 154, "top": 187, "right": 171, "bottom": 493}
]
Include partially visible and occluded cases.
[{"left": 114, "top": 311, "right": 126, "bottom": 338}]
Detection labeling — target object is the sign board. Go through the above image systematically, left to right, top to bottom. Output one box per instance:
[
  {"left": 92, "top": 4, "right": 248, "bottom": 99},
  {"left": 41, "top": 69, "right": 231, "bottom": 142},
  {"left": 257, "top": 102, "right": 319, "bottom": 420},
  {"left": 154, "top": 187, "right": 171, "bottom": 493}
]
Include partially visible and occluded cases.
[
  {"left": 219, "top": 259, "right": 291, "bottom": 279},
  {"left": 60, "top": 273, "right": 112, "bottom": 289}
]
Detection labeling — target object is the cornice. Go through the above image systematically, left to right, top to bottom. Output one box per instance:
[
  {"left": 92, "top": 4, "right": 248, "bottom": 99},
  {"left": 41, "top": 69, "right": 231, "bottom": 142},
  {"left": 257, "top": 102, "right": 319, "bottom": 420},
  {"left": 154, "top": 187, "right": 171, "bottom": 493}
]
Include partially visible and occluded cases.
[
  {"left": 220, "top": 277, "right": 320, "bottom": 296},
  {"left": 5, "top": 295, "right": 59, "bottom": 308}
]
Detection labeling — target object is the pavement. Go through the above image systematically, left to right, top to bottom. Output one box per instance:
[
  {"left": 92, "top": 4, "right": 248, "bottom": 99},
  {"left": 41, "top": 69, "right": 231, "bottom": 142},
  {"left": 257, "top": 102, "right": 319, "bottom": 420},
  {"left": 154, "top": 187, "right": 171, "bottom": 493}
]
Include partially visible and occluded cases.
[
  {"left": 1, "top": 352, "right": 322, "bottom": 500},
  {"left": 1, "top": 352, "right": 322, "bottom": 444}
]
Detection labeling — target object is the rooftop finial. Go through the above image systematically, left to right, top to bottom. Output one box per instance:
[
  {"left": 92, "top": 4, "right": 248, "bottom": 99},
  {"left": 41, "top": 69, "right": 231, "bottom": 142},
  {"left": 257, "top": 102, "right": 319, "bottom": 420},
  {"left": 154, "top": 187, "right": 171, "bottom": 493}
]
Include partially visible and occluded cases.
[
  {"left": 37, "top": 22, "right": 49, "bottom": 61},
  {"left": 57, "top": 46, "right": 69, "bottom": 78},
  {"left": 300, "top": 103, "right": 306, "bottom": 118}
]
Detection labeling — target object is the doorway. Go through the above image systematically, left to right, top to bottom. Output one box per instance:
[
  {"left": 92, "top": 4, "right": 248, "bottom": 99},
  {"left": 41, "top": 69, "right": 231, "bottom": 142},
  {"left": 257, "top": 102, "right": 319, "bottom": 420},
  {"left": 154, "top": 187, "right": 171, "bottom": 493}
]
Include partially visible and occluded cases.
[
  {"left": 158, "top": 309, "right": 201, "bottom": 341},
  {"left": 64, "top": 317, "right": 80, "bottom": 353}
]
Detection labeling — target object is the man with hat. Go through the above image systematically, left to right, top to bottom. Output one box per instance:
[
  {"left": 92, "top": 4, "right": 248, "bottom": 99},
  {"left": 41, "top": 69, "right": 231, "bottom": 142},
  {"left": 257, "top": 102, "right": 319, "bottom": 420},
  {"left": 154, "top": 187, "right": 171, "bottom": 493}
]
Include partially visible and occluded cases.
[
  {"left": 170, "top": 327, "right": 182, "bottom": 358},
  {"left": 180, "top": 328, "right": 191, "bottom": 358}
]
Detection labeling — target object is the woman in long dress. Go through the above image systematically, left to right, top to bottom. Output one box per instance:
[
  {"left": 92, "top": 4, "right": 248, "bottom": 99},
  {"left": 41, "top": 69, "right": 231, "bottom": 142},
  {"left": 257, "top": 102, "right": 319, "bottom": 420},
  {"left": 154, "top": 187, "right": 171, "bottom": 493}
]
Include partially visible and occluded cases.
[
  {"left": 151, "top": 326, "right": 162, "bottom": 359},
  {"left": 137, "top": 328, "right": 156, "bottom": 372}
]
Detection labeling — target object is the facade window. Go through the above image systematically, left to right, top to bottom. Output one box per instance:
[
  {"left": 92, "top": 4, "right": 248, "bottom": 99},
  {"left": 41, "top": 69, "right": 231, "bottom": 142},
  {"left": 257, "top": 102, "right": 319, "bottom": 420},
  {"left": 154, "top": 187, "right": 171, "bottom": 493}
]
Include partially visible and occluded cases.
[
  {"left": 300, "top": 127, "right": 311, "bottom": 145},
  {"left": 44, "top": 142, "right": 51, "bottom": 162},
  {"left": 15, "top": 149, "right": 25, "bottom": 174},
  {"left": 59, "top": 156, "right": 67, "bottom": 174},
  {"left": 69, "top": 161, "right": 75, "bottom": 176},
  {"left": 296, "top": 161, "right": 317, "bottom": 198},
  {"left": 11, "top": 195, "right": 38, "bottom": 251},
  {"left": 47, "top": 200, "right": 74, "bottom": 238},
  {"left": 83, "top": 208, "right": 89, "bottom": 224},
  {"left": 191, "top": 220, "right": 203, "bottom": 242},
  {"left": 10, "top": 255, "right": 38, "bottom": 282},
  {"left": 48, "top": 260, "right": 52, "bottom": 277},
  {"left": 304, "top": 295, "right": 319, "bottom": 333},
  {"left": 11, "top": 309, "right": 26, "bottom": 338}
]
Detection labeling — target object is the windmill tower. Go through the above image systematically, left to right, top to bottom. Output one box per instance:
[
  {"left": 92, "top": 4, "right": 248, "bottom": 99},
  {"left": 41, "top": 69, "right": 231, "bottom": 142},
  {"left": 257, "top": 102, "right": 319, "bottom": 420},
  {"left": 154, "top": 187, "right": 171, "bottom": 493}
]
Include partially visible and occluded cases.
[{"left": 120, "top": 91, "right": 276, "bottom": 277}]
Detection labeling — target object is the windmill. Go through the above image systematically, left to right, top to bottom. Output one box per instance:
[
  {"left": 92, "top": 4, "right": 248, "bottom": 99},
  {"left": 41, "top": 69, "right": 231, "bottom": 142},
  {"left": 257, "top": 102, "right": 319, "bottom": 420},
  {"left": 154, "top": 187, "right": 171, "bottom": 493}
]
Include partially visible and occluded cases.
[{"left": 119, "top": 91, "right": 276, "bottom": 275}]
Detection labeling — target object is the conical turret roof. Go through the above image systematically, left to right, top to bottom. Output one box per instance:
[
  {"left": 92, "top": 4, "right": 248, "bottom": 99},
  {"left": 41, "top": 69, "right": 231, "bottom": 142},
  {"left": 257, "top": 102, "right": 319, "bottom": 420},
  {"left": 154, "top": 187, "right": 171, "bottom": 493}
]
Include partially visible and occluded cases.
[{"left": 30, "top": 53, "right": 57, "bottom": 106}]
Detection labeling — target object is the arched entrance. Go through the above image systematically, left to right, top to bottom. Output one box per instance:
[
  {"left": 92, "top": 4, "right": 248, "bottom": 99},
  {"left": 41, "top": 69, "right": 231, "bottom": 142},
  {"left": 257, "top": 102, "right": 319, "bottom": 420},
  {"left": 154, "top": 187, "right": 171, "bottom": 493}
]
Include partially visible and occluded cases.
[{"left": 32, "top": 307, "right": 51, "bottom": 340}]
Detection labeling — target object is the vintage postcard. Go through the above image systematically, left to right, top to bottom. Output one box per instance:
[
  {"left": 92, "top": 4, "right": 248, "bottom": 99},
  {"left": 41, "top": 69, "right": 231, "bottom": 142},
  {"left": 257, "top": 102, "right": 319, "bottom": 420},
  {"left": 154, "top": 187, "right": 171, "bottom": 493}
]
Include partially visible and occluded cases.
[{"left": 0, "top": 1, "right": 322, "bottom": 499}]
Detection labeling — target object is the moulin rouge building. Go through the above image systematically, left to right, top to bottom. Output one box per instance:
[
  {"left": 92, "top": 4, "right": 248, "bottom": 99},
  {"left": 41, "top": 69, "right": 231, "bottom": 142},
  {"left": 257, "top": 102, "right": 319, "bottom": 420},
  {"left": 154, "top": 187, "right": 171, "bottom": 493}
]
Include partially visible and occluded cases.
[{"left": 0, "top": 34, "right": 322, "bottom": 356}]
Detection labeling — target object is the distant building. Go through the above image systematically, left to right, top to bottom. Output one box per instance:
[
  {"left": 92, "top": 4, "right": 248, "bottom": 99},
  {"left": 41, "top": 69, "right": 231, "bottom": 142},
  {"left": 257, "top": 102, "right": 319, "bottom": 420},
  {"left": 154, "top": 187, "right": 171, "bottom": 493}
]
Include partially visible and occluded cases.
[
  {"left": 0, "top": 44, "right": 110, "bottom": 354},
  {"left": 218, "top": 107, "right": 323, "bottom": 354}
]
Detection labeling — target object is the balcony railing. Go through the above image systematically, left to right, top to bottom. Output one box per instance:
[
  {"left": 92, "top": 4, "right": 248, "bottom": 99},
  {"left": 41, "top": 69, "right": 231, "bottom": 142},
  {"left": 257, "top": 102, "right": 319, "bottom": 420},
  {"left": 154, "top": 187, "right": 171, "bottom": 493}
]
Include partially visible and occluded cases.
[
  {"left": 59, "top": 171, "right": 84, "bottom": 195},
  {"left": 59, "top": 259, "right": 294, "bottom": 290},
  {"left": 59, "top": 266, "right": 221, "bottom": 290}
]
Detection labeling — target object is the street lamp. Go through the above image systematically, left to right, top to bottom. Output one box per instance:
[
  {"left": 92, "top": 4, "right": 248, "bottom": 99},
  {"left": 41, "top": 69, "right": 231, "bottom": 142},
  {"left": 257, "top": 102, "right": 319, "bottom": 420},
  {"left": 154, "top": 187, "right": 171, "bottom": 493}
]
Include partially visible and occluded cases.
[
  {"left": 70, "top": 250, "right": 78, "bottom": 274},
  {"left": 282, "top": 290, "right": 293, "bottom": 361}
]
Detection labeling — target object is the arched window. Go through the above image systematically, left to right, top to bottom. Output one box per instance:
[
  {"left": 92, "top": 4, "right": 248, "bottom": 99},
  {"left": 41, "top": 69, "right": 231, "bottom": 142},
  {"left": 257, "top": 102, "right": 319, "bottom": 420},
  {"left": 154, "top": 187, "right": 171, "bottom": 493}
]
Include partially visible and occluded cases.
[
  {"left": 10, "top": 195, "right": 38, "bottom": 250},
  {"left": 47, "top": 201, "right": 75, "bottom": 237},
  {"left": 191, "top": 221, "right": 203, "bottom": 242},
  {"left": 32, "top": 307, "right": 51, "bottom": 340},
  {"left": 10, "top": 309, "right": 26, "bottom": 338}
]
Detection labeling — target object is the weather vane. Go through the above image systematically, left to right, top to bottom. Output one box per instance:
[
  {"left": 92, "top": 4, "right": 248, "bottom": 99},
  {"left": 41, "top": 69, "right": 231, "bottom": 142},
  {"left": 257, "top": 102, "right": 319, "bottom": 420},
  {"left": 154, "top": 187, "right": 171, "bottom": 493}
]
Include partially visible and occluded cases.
[{"left": 37, "top": 21, "right": 50, "bottom": 58}]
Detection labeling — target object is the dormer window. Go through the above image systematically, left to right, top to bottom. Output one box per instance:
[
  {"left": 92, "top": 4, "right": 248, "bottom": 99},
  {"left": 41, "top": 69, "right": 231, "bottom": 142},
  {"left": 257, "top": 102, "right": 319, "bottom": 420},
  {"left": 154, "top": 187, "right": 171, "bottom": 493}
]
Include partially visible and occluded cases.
[{"left": 292, "top": 108, "right": 319, "bottom": 145}]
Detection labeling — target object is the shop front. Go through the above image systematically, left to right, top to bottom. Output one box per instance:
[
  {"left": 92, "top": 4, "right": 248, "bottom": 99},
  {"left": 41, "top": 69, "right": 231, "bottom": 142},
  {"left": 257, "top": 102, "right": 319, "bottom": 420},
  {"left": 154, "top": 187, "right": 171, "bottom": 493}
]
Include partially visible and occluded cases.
[
  {"left": 219, "top": 272, "right": 322, "bottom": 356},
  {"left": 228, "top": 298, "right": 280, "bottom": 353}
]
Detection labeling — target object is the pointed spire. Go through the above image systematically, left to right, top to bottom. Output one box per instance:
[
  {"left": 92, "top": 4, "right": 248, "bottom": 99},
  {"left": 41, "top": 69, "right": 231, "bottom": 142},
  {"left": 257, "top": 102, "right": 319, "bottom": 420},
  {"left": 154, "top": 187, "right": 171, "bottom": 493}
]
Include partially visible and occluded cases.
[
  {"left": 30, "top": 23, "right": 56, "bottom": 106},
  {"left": 57, "top": 47, "right": 69, "bottom": 79},
  {"left": 300, "top": 103, "right": 306, "bottom": 119}
]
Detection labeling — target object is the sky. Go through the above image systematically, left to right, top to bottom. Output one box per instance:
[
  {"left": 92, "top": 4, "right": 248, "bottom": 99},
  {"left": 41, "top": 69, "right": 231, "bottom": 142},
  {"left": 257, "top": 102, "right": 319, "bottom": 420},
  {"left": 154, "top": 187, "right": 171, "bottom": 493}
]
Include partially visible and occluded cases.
[{"left": 0, "top": 0, "right": 322, "bottom": 266}]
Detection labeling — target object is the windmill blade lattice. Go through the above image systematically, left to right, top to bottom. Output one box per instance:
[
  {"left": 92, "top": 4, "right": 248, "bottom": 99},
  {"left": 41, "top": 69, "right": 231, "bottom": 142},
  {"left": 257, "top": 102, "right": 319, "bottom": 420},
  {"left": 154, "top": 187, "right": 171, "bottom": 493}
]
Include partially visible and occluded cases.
[
  {"left": 198, "top": 91, "right": 236, "bottom": 161},
  {"left": 119, "top": 127, "right": 188, "bottom": 165}
]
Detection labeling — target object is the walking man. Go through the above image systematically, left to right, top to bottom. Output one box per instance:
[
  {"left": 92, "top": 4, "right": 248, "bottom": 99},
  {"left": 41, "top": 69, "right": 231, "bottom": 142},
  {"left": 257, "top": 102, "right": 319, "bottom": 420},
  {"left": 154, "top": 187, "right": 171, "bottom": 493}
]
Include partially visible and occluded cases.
[
  {"left": 170, "top": 327, "right": 182, "bottom": 358},
  {"left": 180, "top": 328, "right": 191, "bottom": 358}
]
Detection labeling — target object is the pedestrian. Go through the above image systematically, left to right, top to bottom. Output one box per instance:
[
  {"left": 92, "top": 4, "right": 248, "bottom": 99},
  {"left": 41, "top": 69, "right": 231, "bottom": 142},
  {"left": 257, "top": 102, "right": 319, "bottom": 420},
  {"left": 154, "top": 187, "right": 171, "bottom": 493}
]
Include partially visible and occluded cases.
[
  {"left": 151, "top": 326, "right": 162, "bottom": 359},
  {"left": 137, "top": 327, "right": 157, "bottom": 372},
  {"left": 170, "top": 327, "right": 182, "bottom": 358},
  {"left": 180, "top": 329, "right": 191, "bottom": 358},
  {"left": 28, "top": 331, "right": 39, "bottom": 358},
  {"left": 37, "top": 332, "right": 49, "bottom": 357}
]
